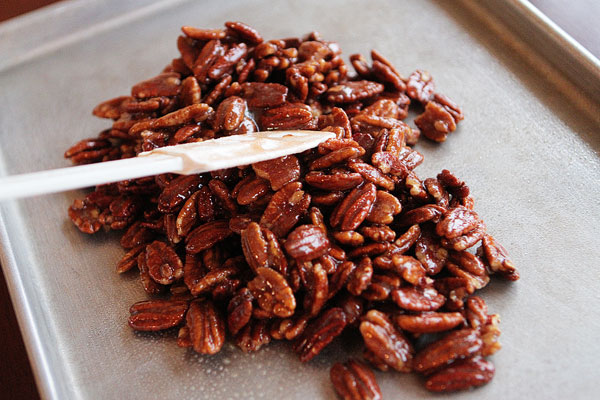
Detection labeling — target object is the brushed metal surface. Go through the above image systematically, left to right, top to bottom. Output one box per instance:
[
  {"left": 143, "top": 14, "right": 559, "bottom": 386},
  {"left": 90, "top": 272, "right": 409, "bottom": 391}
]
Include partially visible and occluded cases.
[{"left": 0, "top": 0, "right": 599, "bottom": 398}]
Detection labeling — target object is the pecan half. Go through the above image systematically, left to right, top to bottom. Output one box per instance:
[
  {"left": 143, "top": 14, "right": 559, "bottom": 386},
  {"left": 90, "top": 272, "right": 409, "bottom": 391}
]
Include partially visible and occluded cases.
[
  {"left": 331, "top": 183, "right": 377, "bottom": 231},
  {"left": 185, "top": 220, "right": 233, "bottom": 254},
  {"left": 284, "top": 225, "right": 330, "bottom": 262},
  {"left": 145, "top": 240, "right": 184, "bottom": 285},
  {"left": 247, "top": 267, "right": 296, "bottom": 318},
  {"left": 128, "top": 299, "right": 188, "bottom": 331},
  {"left": 186, "top": 299, "right": 226, "bottom": 355},
  {"left": 294, "top": 307, "right": 347, "bottom": 362},
  {"left": 360, "top": 310, "right": 413, "bottom": 372},
  {"left": 395, "top": 312, "right": 464, "bottom": 333},
  {"left": 414, "top": 329, "right": 483, "bottom": 374},
  {"left": 425, "top": 356, "right": 494, "bottom": 392},
  {"left": 330, "top": 359, "right": 382, "bottom": 400}
]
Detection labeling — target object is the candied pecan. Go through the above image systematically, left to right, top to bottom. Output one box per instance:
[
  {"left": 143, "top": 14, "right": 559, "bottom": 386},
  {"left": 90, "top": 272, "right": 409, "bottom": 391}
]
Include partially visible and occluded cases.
[
  {"left": 225, "top": 21, "right": 263, "bottom": 44},
  {"left": 181, "top": 26, "right": 225, "bottom": 40},
  {"left": 177, "top": 35, "right": 199, "bottom": 68},
  {"left": 192, "top": 39, "right": 224, "bottom": 83},
  {"left": 208, "top": 42, "right": 248, "bottom": 80},
  {"left": 371, "top": 50, "right": 404, "bottom": 81},
  {"left": 350, "top": 54, "right": 371, "bottom": 78},
  {"left": 372, "top": 60, "right": 405, "bottom": 92},
  {"left": 406, "top": 70, "right": 434, "bottom": 104},
  {"left": 131, "top": 72, "right": 181, "bottom": 99},
  {"left": 203, "top": 74, "right": 232, "bottom": 105},
  {"left": 327, "top": 81, "right": 384, "bottom": 104},
  {"left": 240, "top": 82, "right": 288, "bottom": 107},
  {"left": 433, "top": 93, "right": 464, "bottom": 122},
  {"left": 92, "top": 96, "right": 132, "bottom": 119},
  {"left": 215, "top": 96, "right": 246, "bottom": 131},
  {"left": 414, "top": 100, "right": 458, "bottom": 142},
  {"left": 259, "top": 102, "right": 314, "bottom": 130},
  {"left": 318, "top": 107, "right": 352, "bottom": 138},
  {"left": 64, "top": 138, "right": 112, "bottom": 165},
  {"left": 310, "top": 147, "right": 365, "bottom": 170},
  {"left": 371, "top": 152, "right": 408, "bottom": 178},
  {"left": 252, "top": 155, "right": 301, "bottom": 191},
  {"left": 347, "top": 161, "right": 394, "bottom": 191},
  {"left": 437, "top": 169, "right": 470, "bottom": 198},
  {"left": 305, "top": 170, "right": 363, "bottom": 191},
  {"left": 403, "top": 172, "right": 429, "bottom": 202},
  {"left": 157, "top": 175, "right": 201, "bottom": 213},
  {"left": 234, "top": 176, "right": 270, "bottom": 205},
  {"left": 208, "top": 178, "right": 238, "bottom": 215},
  {"left": 424, "top": 178, "right": 449, "bottom": 208},
  {"left": 260, "top": 182, "right": 311, "bottom": 237},
  {"left": 331, "top": 183, "right": 377, "bottom": 231},
  {"left": 195, "top": 186, "right": 215, "bottom": 222},
  {"left": 365, "top": 190, "right": 401, "bottom": 225},
  {"left": 174, "top": 191, "right": 199, "bottom": 237},
  {"left": 312, "top": 191, "right": 345, "bottom": 206},
  {"left": 398, "top": 204, "right": 445, "bottom": 226},
  {"left": 436, "top": 206, "right": 481, "bottom": 239},
  {"left": 309, "top": 207, "right": 327, "bottom": 232},
  {"left": 228, "top": 214, "right": 256, "bottom": 234},
  {"left": 185, "top": 220, "right": 232, "bottom": 254},
  {"left": 120, "top": 221, "right": 153, "bottom": 249},
  {"left": 440, "top": 221, "right": 486, "bottom": 251},
  {"left": 241, "top": 222, "right": 287, "bottom": 274},
  {"left": 285, "top": 225, "right": 330, "bottom": 262},
  {"left": 360, "top": 225, "right": 395, "bottom": 242},
  {"left": 394, "top": 225, "right": 421, "bottom": 254},
  {"left": 333, "top": 230, "right": 365, "bottom": 247},
  {"left": 414, "top": 233, "right": 449, "bottom": 275},
  {"left": 481, "top": 235, "right": 519, "bottom": 280},
  {"left": 145, "top": 241, "right": 184, "bottom": 285},
  {"left": 348, "top": 242, "right": 389, "bottom": 258},
  {"left": 116, "top": 244, "right": 145, "bottom": 273},
  {"left": 449, "top": 250, "right": 486, "bottom": 276},
  {"left": 137, "top": 251, "right": 163, "bottom": 295},
  {"left": 182, "top": 253, "right": 204, "bottom": 292},
  {"left": 390, "top": 255, "right": 428, "bottom": 286},
  {"left": 347, "top": 257, "right": 373, "bottom": 296},
  {"left": 303, "top": 262, "right": 329, "bottom": 316},
  {"left": 446, "top": 262, "right": 489, "bottom": 291},
  {"left": 189, "top": 264, "right": 238, "bottom": 296},
  {"left": 248, "top": 267, "right": 296, "bottom": 318},
  {"left": 362, "top": 273, "right": 402, "bottom": 301},
  {"left": 434, "top": 277, "right": 472, "bottom": 310},
  {"left": 391, "top": 286, "right": 445, "bottom": 311},
  {"left": 336, "top": 294, "right": 365, "bottom": 325},
  {"left": 465, "top": 296, "right": 488, "bottom": 329},
  {"left": 128, "top": 299, "right": 188, "bottom": 331},
  {"left": 186, "top": 299, "right": 226, "bottom": 355},
  {"left": 294, "top": 307, "right": 347, "bottom": 362},
  {"left": 359, "top": 310, "right": 413, "bottom": 372},
  {"left": 395, "top": 312, "right": 465, "bottom": 333},
  {"left": 480, "top": 314, "right": 502, "bottom": 356},
  {"left": 270, "top": 315, "right": 309, "bottom": 341},
  {"left": 235, "top": 320, "right": 271, "bottom": 352},
  {"left": 414, "top": 329, "right": 483, "bottom": 374},
  {"left": 425, "top": 356, "right": 494, "bottom": 392},
  {"left": 330, "top": 360, "right": 382, "bottom": 400}
]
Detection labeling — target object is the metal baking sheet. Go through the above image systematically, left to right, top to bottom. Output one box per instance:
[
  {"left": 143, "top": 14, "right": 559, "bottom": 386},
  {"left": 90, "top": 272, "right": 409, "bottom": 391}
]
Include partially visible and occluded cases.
[{"left": 1, "top": 0, "right": 599, "bottom": 398}]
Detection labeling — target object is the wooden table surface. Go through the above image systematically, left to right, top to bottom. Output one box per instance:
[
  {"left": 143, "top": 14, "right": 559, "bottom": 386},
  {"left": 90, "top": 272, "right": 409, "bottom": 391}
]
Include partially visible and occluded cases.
[{"left": 0, "top": 1, "right": 598, "bottom": 399}]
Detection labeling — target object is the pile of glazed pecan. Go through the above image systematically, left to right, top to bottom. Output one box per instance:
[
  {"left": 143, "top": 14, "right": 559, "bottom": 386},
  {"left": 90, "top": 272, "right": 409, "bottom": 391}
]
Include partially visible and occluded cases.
[{"left": 65, "top": 22, "right": 519, "bottom": 397}]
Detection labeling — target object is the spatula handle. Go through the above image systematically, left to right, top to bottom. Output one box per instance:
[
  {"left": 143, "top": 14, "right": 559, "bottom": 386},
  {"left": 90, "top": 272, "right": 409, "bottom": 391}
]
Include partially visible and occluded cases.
[{"left": 0, "top": 154, "right": 182, "bottom": 200}]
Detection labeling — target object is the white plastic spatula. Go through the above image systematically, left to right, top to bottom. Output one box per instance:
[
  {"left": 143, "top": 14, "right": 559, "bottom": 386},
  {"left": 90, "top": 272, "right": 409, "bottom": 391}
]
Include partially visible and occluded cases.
[{"left": 0, "top": 130, "right": 335, "bottom": 200}]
